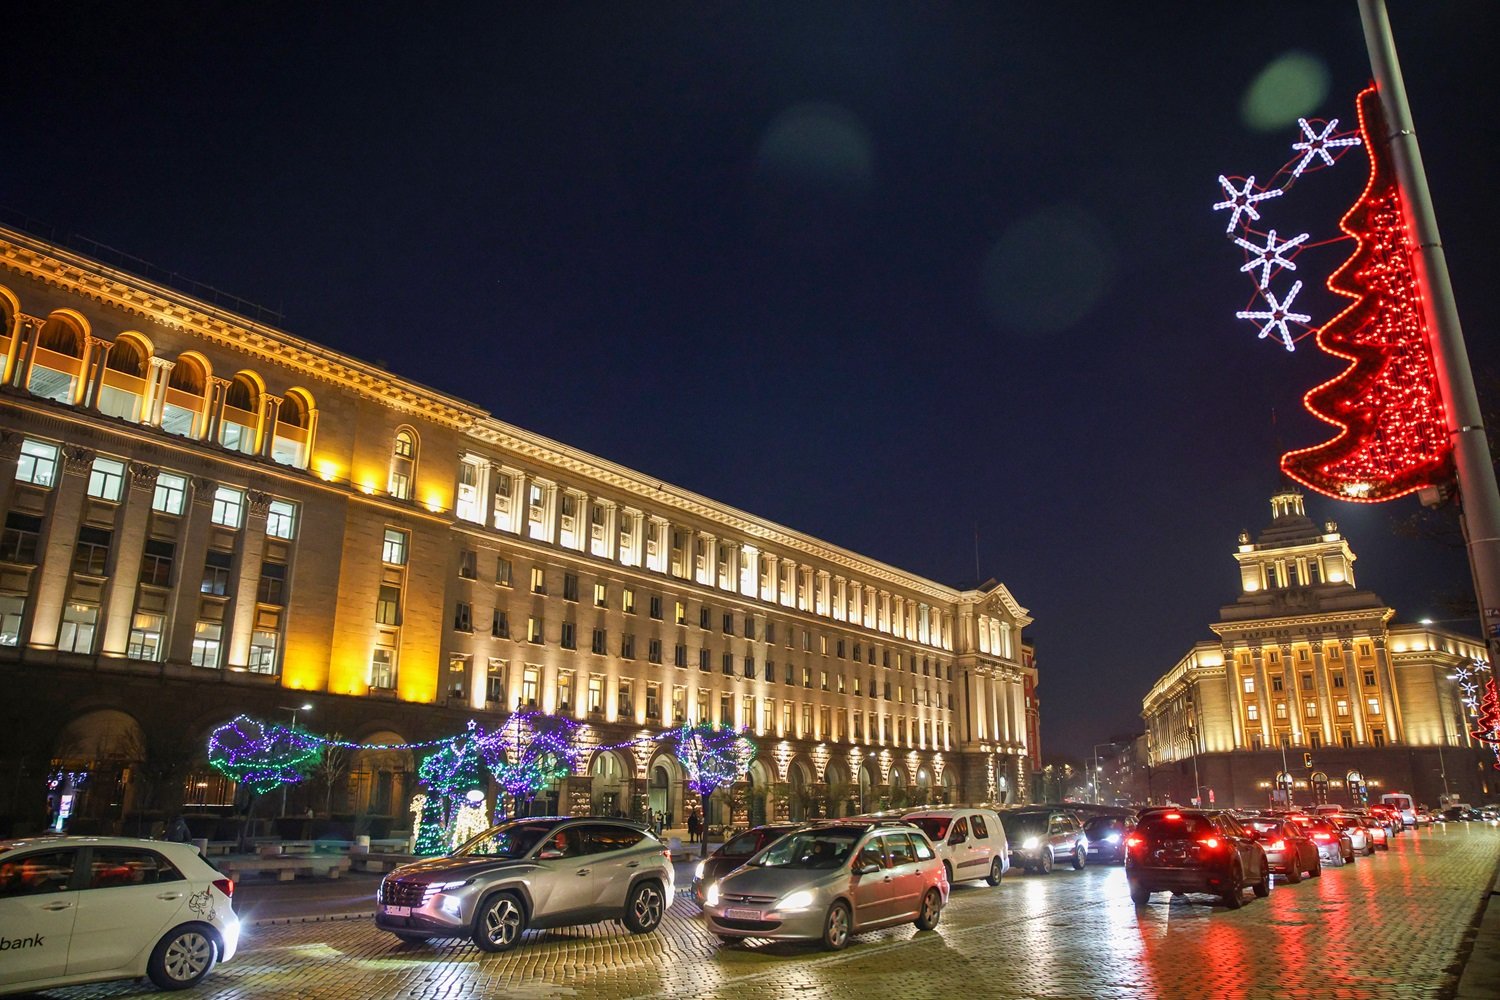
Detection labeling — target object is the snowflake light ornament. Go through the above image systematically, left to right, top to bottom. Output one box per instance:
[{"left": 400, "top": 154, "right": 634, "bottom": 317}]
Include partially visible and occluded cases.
[
  {"left": 1290, "top": 118, "right": 1362, "bottom": 178},
  {"left": 1213, "top": 175, "right": 1282, "bottom": 234},
  {"left": 1234, "top": 228, "right": 1310, "bottom": 289},
  {"left": 1237, "top": 279, "right": 1311, "bottom": 351}
]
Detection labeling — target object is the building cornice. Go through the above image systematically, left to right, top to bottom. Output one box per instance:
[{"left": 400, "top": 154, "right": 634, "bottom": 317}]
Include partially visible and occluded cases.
[{"left": 1209, "top": 607, "right": 1394, "bottom": 638}]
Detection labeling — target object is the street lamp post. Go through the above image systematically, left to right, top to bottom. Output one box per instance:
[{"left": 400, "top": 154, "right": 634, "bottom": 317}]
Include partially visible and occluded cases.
[
  {"left": 276, "top": 702, "right": 313, "bottom": 818},
  {"left": 1091, "top": 743, "right": 1116, "bottom": 805}
]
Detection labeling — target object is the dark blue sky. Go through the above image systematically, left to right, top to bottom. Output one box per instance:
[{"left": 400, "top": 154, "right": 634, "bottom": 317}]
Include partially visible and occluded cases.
[{"left": 5, "top": 2, "right": 1496, "bottom": 756}]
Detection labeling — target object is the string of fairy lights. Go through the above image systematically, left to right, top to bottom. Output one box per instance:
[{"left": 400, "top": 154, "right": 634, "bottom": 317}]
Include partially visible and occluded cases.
[{"left": 207, "top": 711, "right": 758, "bottom": 853}]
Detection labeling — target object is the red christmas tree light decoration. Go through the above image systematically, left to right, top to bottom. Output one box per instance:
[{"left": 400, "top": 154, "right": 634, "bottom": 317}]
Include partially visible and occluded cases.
[
  {"left": 1280, "top": 86, "right": 1452, "bottom": 502},
  {"left": 1471, "top": 678, "right": 1500, "bottom": 770}
]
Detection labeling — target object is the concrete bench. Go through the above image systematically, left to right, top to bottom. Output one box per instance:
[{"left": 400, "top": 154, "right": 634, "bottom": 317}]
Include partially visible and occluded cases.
[
  {"left": 349, "top": 851, "right": 413, "bottom": 874},
  {"left": 221, "top": 856, "right": 351, "bottom": 882}
]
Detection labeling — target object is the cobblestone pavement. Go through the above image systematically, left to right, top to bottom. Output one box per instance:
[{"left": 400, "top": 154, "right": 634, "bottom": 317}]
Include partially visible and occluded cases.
[{"left": 26, "top": 823, "right": 1500, "bottom": 1000}]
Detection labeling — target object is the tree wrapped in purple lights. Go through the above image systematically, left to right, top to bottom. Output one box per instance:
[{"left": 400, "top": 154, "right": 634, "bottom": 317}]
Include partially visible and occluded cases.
[
  {"left": 489, "top": 709, "right": 583, "bottom": 818},
  {"left": 207, "top": 715, "right": 323, "bottom": 794},
  {"left": 674, "top": 722, "right": 755, "bottom": 856}
]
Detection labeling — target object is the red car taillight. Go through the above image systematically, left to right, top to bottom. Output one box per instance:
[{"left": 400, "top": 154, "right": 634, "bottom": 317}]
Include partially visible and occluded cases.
[
  {"left": 1312, "top": 832, "right": 1331, "bottom": 842},
  {"left": 1126, "top": 835, "right": 1143, "bottom": 850},
  {"left": 1198, "top": 837, "right": 1220, "bottom": 850},
  {"left": 213, "top": 878, "right": 235, "bottom": 899}
]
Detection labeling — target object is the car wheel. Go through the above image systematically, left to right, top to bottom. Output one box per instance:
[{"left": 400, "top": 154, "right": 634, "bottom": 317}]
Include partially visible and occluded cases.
[
  {"left": 1072, "top": 846, "right": 1086, "bottom": 871},
  {"left": 1038, "top": 850, "right": 1054, "bottom": 875},
  {"left": 1328, "top": 850, "right": 1344, "bottom": 868},
  {"left": 1309, "top": 856, "right": 1322, "bottom": 878},
  {"left": 986, "top": 858, "right": 1003, "bottom": 887},
  {"left": 943, "top": 861, "right": 954, "bottom": 886},
  {"left": 1284, "top": 861, "right": 1302, "bottom": 884},
  {"left": 1222, "top": 865, "right": 1244, "bottom": 909},
  {"left": 1253, "top": 866, "right": 1270, "bottom": 898},
  {"left": 623, "top": 880, "right": 665, "bottom": 934},
  {"left": 1130, "top": 884, "right": 1152, "bottom": 906},
  {"left": 914, "top": 888, "right": 943, "bottom": 931},
  {"left": 472, "top": 892, "right": 526, "bottom": 953},
  {"left": 822, "top": 901, "right": 852, "bottom": 951},
  {"left": 147, "top": 924, "right": 217, "bottom": 991},
  {"left": 393, "top": 931, "right": 430, "bottom": 944}
]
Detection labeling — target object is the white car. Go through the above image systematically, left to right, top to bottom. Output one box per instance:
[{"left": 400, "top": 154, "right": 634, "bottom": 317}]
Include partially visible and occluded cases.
[
  {"left": 903, "top": 808, "right": 1010, "bottom": 887},
  {"left": 0, "top": 836, "right": 239, "bottom": 995}
]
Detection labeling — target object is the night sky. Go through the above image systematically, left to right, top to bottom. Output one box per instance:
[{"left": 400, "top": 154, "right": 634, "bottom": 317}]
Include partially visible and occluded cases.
[{"left": 5, "top": 2, "right": 1497, "bottom": 757}]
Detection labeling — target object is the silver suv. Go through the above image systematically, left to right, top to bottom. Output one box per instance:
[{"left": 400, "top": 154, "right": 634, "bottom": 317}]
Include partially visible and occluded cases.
[{"left": 376, "top": 817, "right": 674, "bottom": 952}]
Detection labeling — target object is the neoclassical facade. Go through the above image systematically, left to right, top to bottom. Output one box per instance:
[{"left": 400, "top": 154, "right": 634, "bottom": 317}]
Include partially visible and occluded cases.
[
  {"left": 0, "top": 226, "right": 1036, "bottom": 834},
  {"left": 1141, "top": 488, "right": 1491, "bottom": 809}
]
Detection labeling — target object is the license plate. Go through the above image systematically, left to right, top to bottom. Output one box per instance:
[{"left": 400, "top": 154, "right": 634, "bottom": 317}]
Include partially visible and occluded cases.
[
  {"left": 385, "top": 905, "right": 411, "bottom": 917},
  {"left": 725, "top": 907, "right": 763, "bottom": 920}
]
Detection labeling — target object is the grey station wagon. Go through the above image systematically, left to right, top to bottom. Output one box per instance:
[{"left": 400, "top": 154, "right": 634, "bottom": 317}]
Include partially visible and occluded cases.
[{"left": 376, "top": 817, "right": 674, "bottom": 952}]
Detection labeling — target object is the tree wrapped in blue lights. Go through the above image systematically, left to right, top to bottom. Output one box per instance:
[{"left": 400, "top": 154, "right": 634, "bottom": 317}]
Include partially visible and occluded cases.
[
  {"left": 490, "top": 709, "right": 583, "bottom": 819},
  {"left": 207, "top": 715, "right": 323, "bottom": 794},
  {"left": 674, "top": 722, "right": 755, "bottom": 856}
]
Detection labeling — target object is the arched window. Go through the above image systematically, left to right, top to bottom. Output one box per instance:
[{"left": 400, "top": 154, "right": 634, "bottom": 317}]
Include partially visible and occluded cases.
[
  {"left": 29, "top": 314, "right": 86, "bottom": 403},
  {"left": 98, "top": 335, "right": 149, "bottom": 422},
  {"left": 162, "top": 354, "right": 208, "bottom": 438},
  {"left": 219, "top": 373, "right": 261, "bottom": 454},
  {"left": 271, "top": 389, "right": 314, "bottom": 469},
  {"left": 389, "top": 429, "right": 417, "bottom": 500}
]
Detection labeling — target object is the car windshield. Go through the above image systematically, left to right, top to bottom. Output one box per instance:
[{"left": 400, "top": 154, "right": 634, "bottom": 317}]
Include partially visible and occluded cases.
[
  {"left": 1004, "top": 813, "right": 1049, "bottom": 837},
  {"left": 1136, "top": 814, "right": 1215, "bottom": 839},
  {"left": 907, "top": 817, "right": 950, "bottom": 841},
  {"left": 1083, "top": 817, "right": 1123, "bottom": 837},
  {"left": 1244, "top": 819, "right": 1283, "bottom": 836},
  {"left": 453, "top": 821, "right": 556, "bottom": 858},
  {"left": 750, "top": 829, "right": 858, "bottom": 869},
  {"left": 722, "top": 830, "right": 769, "bottom": 857}
]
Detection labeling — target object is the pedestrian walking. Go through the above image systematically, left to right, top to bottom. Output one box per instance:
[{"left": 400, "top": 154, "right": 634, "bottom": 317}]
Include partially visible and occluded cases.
[{"left": 687, "top": 808, "right": 700, "bottom": 844}]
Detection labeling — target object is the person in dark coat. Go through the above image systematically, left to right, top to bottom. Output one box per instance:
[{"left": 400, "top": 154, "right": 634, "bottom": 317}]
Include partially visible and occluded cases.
[{"left": 687, "top": 809, "right": 701, "bottom": 844}]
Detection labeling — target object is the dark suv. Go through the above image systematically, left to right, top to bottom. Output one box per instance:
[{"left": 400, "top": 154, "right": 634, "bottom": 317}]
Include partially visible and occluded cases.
[{"left": 1125, "top": 809, "right": 1269, "bottom": 908}]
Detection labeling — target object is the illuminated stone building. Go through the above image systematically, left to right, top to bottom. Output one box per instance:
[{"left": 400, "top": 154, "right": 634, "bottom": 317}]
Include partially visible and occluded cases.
[
  {"left": 0, "top": 227, "right": 1036, "bottom": 833},
  {"left": 1141, "top": 487, "right": 1491, "bottom": 809}
]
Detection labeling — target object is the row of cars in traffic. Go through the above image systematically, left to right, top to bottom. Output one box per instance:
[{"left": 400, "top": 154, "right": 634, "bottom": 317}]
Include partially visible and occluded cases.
[{"left": 0, "top": 797, "right": 1457, "bottom": 995}]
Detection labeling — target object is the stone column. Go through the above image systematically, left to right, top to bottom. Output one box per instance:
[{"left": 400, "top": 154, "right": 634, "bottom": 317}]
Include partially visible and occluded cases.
[
  {"left": 3, "top": 316, "right": 33, "bottom": 387},
  {"left": 13, "top": 317, "right": 42, "bottom": 389},
  {"left": 79, "top": 336, "right": 110, "bottom": 409},
  {"left": 142, "top": 357, "right": 174, "bottom": 426},
  {"left": 204, "top": 377, "right": 231, "bottom": 445},
  {"left": 259, "top": 395, "right": 283, "bottom": 459},
  {"left": 28, "top": 447, "right": 95, "bottom": 649},
  {"left": 100, "top": 464, "right": 159, "bottom": 656},
  {"left": 484, "top": 464, "right": 503, "bottom": 529},
  {"left": 509, "top": 470, "right": 527, "bottom": 534},
  {"left": 226, "top": 492, "right": 272, "bottom": 668},
  {"left": 698, "top": 532, "right": 715, "bottom": 586},
  {"left": 763, "top": 553, "right": 779, "bottom": 602},
  {"left": 815, "top": 569, "right": 830, "bottom": 615},
  {"left": 1372, "top": 638, "right": 1405, "bottom": 742},
  {"left": 1341, "top": 641, "right": 1368, "bottom": 743},
  {"left": 1310, "top": 644, "right": 1335, "bottom": 746},
  {"left": 1282, "top": 645, "right": 1304, "bottom": 746},
  {"left": 1250, "top": 648, "right": 1273, "bottom": 747}
]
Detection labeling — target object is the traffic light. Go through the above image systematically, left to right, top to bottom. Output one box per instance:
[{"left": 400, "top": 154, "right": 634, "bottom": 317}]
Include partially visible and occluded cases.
[{"left": 1303, "top": 751, "right": 1314, "bottom": 769}]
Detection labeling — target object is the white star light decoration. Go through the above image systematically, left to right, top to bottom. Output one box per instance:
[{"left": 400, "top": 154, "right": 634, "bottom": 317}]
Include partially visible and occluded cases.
[
  {"left": 1215, "top": 111, "right": 1361, "bottom": 352},
  {"left": 1290, "top": 118, "right": 1362, "bottom": 178},
  {"left": 1213, "top": 175, "right": 1282, "bottom": 234},
  {"left": 1235, "top": 228, "right": 1309, "bottom": 289},
  {"left": 1237, "top": 279, "right": 1311, "bottom": 352},
  {"left": 1454, "top": 657, "right": 1490, "bottom": 715}
]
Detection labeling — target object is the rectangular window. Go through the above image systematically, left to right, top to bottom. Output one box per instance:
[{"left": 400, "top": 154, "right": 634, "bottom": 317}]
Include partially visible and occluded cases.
[
  {"left": 16, "top": 439, "right": 59, "bottom": 487},
  {"left": 85, "top": 457, "right": 125, "bottom": 501},
  {"left": 152, "top": 472, "right": 187, "bottom": 515},
  {"left": 211, "top": 486, "right": 244, "bottom": 528},
  {"left": 266, "top": 499, "right": 297, "bottom": 540},
  {"left": 1, "top": 513, "right": 42, "bottom": 564},
  {"left": 73, "top": 526, "right": 112, "bottom": 576},
  {"left": 382, "top": 529, "right": 408, "bottom": 565},
  {"left": 135, "top": 538, "right": 174, "bottom": 588},
  {"left": 200, "top": 549, "right": 233, "bottom": 596},
  {"left": 458, "top": 549, "right": 477, "bottom": 579},
  {"left": 496, "top": 557, "right": 513, "bottom": 586},
  {"left": 258, "top": 561, "right": 287, "bottom": 605},
  {"left": 531, "top": 566, "right": 547, "bottom": 594},
  {"left": 563, "top": 573, "right": 579, "bottom": 602},
  {"left": 594, "top": 582, "right": 607, "bottom": 607},
  {"left": 373, "top": 584, "right": 402, "bottom": 627},
  {"left": 622, "top": 587, "right": 636, "bottom": 614},
  {"left": 0, "top": 594, "right": 25, "bottom": 646},
  {"left": 649, "top": 595, "right": 662, "bottom": 620},
  {"left": 675, "top": 601, "right": 686, "bottom": 625},
  {"left": 56, "top": 602, "right": 97, "bottom": 654},
  {"left": 453, "top": 602, "right": 473, "bottom": 632},
  {"left": 700, "top": 606, "right": 711, "bottom": 630},
  {"left": 491, "top": 608, "right": 509, "bottom": 638},
  {"left": 126, "top": 611, "right": 165, "bottom": 661},
  {"left": 722, "top": 612, "right": 734, "bottom": 634},
  {"left": 527, "top": 616, "right": 543, "bottom": 644},
  {"left": 744, "top": 617, "right": 755, "bottom": 640},
  {"left": 190, "top": 621, "right": 222, "bottom": 668},
  {"left": 561, "top": 621, "right": 577, "bottom": 649},
  {"left": 765, "top": 621, "right": 776, "bottom": 644},
  {"left": 248, "top": 628, "right": 279, "bottom": 675},
  {"left": 592, "top": 628, "right": 607, "bottom": 655},
  {"left": 621, "top": 633, "right": 636, "bottom": 659},
  {"left": 370, "top": 638, "right": 398, "bottom": 690},
  {"left": 648, "top": 638, "right": 663, "bottom": 664},
  {"left": 836, "top": 639, "right": 846, "bottom": 658},
  {"left": 674, "top": 643, "right": 687, "bottom": 667},
  {"left": 699, "top": 648, "right": 710, "bottom": 672},
  {"left": 723, "top": 652, "right": 734, "bottom": 675},
  {"left": 744, "top": 655, "right": 755, "bottom": 678},
  {"left": 486, "top": 659, "right": 508, "bottom": 705},
  {"left": 785, "top": 662, "right": 794, "bottom": 685},
  {"left": 803, "top": 665, "right": 812, "bottom": 687},
  {"left": 522, "top": 667, "right": 540, "bottom": 707},
  {"left": 1363, "top": 669, "right": 1377, "bottom": 687},
  {"left": 556, "top": 670, "right": 573, "bottom": 711},
  {"left": 821, "top": 670, "right": 829, "bottom": 691},
  {"left": 1300, "top": 672, "right": 1313, "bottom": 688},
  {"left": 1332, "top": 672, "right": 1345, "bottom": 689},
  {"left": 588, "top": 675, "right": 604, "bottom": 713},
  {"left": 1242, "top": 675, "right": 1255, "bottom": 693},
  {"left": 618, "top": 679, "right": 634, "bottom": 717},
  {"left": 646, "top": 682, "right": 661, "bottom": 719},
  {"left": 672, "top": 686, "right": 687, "bottom": 723},
  {"left": 722, "top": 693, "right": 734, "bottom": 726},
  {"left": 1366, "top": 697, "right": 1381, "bottom": 715},
  {"left": 1335, "top": 699, "right": 1350, "bottom": 717},
  {"left": 1274, "top": 701, "right": 1288, "bottom": 719},
  {"left": 1305, "top": 701, "right": 1318, "bottom": 718},
  {"left": 1246, "top": 703, "right": 1260, "bottom": 721},
  {"left": 1371, "top": 728, "right": 1386, "bottom": 747},
  {"left": 1309, "top": 731, "right": 1322, "bottom": 749},
  {"left": 1340, "top": 731, "right": 1353, "bottom": 749}
]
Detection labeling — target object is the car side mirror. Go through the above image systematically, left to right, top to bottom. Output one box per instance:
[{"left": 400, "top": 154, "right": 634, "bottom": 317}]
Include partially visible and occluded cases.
[
  {"left": 949, "top": 834, "right": 966, "bottom": 846},
  {"left": 854, "top": 862, "right": 880, "bottom": 877}
]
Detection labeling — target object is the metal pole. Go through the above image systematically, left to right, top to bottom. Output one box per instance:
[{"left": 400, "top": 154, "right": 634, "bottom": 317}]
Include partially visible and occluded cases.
[{"left": 1358, "top": 0, "right": 1500, "bottom": 650}]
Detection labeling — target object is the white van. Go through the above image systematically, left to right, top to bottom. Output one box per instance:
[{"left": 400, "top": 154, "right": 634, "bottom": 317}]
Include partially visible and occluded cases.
[
  {"left": 1379, "top": 792, "right": 1417, "bottom": 828},
  {"left": 903, "top": 808, "right": 1010, "bottom": 887}
]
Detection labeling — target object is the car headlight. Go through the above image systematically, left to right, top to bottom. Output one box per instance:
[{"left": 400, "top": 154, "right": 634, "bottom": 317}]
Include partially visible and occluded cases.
[
  {"left": 1105, "top": 833, "right": 1121, "bottom": 844},
  {"left": 1021, "top": 836, "right": 1038, "bottom": 850},
  {"left": 694, "top": 860, "right": 707, "bottom": 880},
  {"left": 431, "top": 879, "right": 472, "bottom": 891},
  {"left": 705, "top": 883, "right": 720, "bottom": 906},
  {"left": 776, "top": 890, "right": 817, "bottom": 911}
]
